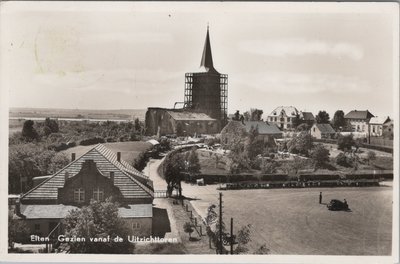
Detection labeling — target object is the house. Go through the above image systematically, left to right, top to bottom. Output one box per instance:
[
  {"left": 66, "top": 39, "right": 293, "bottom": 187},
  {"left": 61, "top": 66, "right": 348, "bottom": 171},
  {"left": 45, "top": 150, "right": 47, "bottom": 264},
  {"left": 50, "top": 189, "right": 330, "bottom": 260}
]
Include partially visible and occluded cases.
[
  {"left": 267, "top": 106, "right": 300, "bottom": 130},
  {"left": 145, "top": 108, "right": 220, "bottom": 136},
  {"left": 344, "top": 110, "right": 374, "bottom": 133},
  {"left": 299, "top": 112, "right": 315, "bottom": 127},
  {"left": 369, "top": 116, "right": 391, "bottom": 137},
  {"left": 382, "top": 120, "right": 394, "bottom": 139},
  {"left": 221, "top": 121, "right": 282, "bottom": 147},
  {"left": 311, "top": 123, "right": 336, "bottom": 139},
  {"left": 15, "top": 144, "right": 154, "bottom": 238}
]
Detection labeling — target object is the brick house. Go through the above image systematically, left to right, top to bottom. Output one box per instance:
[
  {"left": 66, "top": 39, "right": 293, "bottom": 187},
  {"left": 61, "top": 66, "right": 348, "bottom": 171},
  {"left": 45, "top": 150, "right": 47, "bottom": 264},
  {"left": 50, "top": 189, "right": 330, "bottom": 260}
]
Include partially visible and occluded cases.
[
  {"left": 344, "top": 110, "right": 374, "bottom": 133},
  {"left": 310, "top": 123, "right": 336, "bottom": 139},
  {"left": 15, "top": 144, "right": 154, "bottom": 238}
]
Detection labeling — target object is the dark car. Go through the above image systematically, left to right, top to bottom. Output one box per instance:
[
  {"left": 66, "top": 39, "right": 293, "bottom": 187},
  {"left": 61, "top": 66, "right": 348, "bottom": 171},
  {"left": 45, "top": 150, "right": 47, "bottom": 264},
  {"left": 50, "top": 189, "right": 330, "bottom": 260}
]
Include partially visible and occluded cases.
[{"left": 327, "top": 199, "right": 349, "bottom": 211}]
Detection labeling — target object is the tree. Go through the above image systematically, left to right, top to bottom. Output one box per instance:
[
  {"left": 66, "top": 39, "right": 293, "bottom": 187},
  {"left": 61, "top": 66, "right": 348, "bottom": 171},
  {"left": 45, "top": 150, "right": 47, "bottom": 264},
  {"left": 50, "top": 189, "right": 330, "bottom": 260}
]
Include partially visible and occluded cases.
[
  {"left": 250, "top": 108, "right": 263, "bottom": 121},
  {"left": 233, "top": 110, "right": 241, "bottom": 121},
  {"left": 332, "top": 110, "right": 346, "bottom": 130},
  {"left": 243, "top": 111, "right": 250, "bottom": 121},
  {"left": 316, "top": 111, "right": 330, "bottom": 124},
  {"left": 292, "top": 114, "right": 303, "bottom": 129},
  {"left": 44, "top": 118, "right": 59, "bottom": 135},
  {"left": 134, "top": 118, "right": 142, "bottom": 133},
  {"left": 21, "top": 120, "right": 39, "bottom": 141},
  {"left": 296, "top": 123, "right": 309, "bottom": 132},
  {"left": 246, "top": 125, "right": 264, "bottom": 162},
  {"left": 287, "top": 131, "right": 312, "bottom": 156},
  {"left": 337, "top": 134, "right": 355, "bottom": 152},
  {"left": 310, "top": 144, "right": 330, "bottom": 169},
  {"left": 186, "top": 147, "right": 201, "bottom": 174},
  {"left": 366, "top": 150, "right": 376, "bottom": 165},
  {"left": 132, "top": 152, "right": 149, "bottom": 172},
  {"left": 47, "top": 153, "right": 70, "bottom": 174},
  {"left": 163, "top": 153, "right": 185, "bottom": 197},
  {"left": 336, "top": 153, "right": 351, "bottom": 167},
  {"left": 281, "top": 157, "right": 307, "bottom": 176},
  {"left": 261, "top": 159, "right": 278, "bottom": 174},
  {"left": 63, "top": 198, "right": 133, "bottom": 253},
  {"left": 8, "top": 214, "right": 30, "bottom": 249},
  {"left": 183, "top": 222, "right": 194, "bottom": 239},
  {"left": 234, "top": 224, "right": 252, "bottom": 254}
]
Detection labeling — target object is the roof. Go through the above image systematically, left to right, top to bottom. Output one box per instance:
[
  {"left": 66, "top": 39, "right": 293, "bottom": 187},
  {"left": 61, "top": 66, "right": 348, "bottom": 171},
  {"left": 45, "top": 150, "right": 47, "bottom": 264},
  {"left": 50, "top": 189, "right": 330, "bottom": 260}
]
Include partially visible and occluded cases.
[
  {"left": 200, "top": 27, "right": 219, "bottom": 74},
  {"left": 269, "top": 106, "right": 299, "bottom": 117},
  {"left": 344, "top": 110, "right": 374, "bottom": 120},
  {"left": 166, "top": 111, "right": 216, "bottom": 121},
  {"left": 301, "top": 112, "right": 315, "bottom": 121},
  {"left": 369, "top": 116, "right": 391, "bottom": 125},
  {"left": 243, "top": 121, "right": 282, "bottom": 134},
  {"left": 314, "top": 123, "right": 336, "bottom": 134},
  {"left": 147, "top": 139, "right": 160, "bottom": 146},
  {"left": 21, "top": 144, "right": 154, "bottom": 202},
  {"left": 20, "top": 204, "right": 78, "bottom": 219},
  {"left": 20, "top": 204, "right": 152, "bottom": 219},
  {"left": 118, "top": 204, "right": 153, "bottom": 218}
]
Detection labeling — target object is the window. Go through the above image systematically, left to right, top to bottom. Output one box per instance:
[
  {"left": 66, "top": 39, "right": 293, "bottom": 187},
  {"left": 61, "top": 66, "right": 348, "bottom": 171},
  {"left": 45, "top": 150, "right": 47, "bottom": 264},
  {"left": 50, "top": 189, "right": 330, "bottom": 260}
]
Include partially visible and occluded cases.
[
  {"left": 274, "top": 117, "right": 277, "bottom": 122},
  {"left": 287, "top": 117, "right": 291, "bottom": 122},
  {"left": 372, "top": 126, "right": 376, "bottom": 133},
  {"left": 313, "top": 127, "right": 316, "bottom": 132},
  {"left": 93, "top": 187, "right": 104, "bottom": 202},
  {"left": 74, "top": 188, "right": 85, "bottom": 203},
  {"left": 132, "top": 222, "right": 140, "bottom": 229}
]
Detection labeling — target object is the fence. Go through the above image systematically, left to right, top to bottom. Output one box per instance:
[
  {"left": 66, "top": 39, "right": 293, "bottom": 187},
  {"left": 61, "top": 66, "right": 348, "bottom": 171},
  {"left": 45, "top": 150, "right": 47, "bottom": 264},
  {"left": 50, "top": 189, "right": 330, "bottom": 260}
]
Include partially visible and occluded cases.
[
  {"left": 369, "top": 137, "right": 393, "bottom": 147},
  {"left": 154, "top": 190, "right": 168, "bottom": 198},
  {"left": 180, "top": 200, "right": 207, "bottom": 237}
]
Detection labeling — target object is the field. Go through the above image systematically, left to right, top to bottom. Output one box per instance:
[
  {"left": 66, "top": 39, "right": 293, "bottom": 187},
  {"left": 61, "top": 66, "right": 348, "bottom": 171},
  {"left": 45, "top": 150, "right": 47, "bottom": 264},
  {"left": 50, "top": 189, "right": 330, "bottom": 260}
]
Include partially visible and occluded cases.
[
  {"left": 9, "top": 107, "right": 147, "bottom": 121},
  {"left": 62, "top": 141, "right": 152, "bottom": 165},
  {"left": 183, "top": 182, "right": 393, "bottom": 255}
]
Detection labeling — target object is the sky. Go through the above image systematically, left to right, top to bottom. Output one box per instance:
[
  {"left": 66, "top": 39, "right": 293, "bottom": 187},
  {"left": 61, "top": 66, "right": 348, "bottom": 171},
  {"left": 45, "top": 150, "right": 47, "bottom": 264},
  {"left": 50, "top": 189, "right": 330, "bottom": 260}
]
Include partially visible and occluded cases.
[{"left": 1, "top": 2, "right": 398, "bottom": 119}]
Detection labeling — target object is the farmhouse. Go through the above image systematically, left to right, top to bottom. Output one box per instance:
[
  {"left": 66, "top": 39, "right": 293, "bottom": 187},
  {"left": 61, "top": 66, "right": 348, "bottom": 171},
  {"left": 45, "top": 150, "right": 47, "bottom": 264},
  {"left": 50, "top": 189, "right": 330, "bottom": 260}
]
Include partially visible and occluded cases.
[
  {"left": 267, "top": 106, "right": 299, "bottom": 130},
  {"left": 344, "top": 110, "right": 374, "bottom": 133},
  {"left": 299, "top": 111, "right": 315, "bottom": 127},
  {"left": 369, "top": 116, "right": 391, "bottom": 137},
  {"left": 221, "top": 121, "right": 282, "bottom": 147},
  {"left": 310, "top": 123, "right": 336, "bottom": 139},
  {"left": 15, "top": 144, "right": 154, "bottom": 238}
]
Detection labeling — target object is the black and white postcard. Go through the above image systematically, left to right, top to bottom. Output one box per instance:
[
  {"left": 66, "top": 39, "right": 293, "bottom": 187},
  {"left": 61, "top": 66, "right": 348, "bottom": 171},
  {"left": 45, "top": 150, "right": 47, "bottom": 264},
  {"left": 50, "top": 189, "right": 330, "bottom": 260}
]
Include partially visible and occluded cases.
[{"left": 0, "top": 1, "right": 398, "bottom": 263}]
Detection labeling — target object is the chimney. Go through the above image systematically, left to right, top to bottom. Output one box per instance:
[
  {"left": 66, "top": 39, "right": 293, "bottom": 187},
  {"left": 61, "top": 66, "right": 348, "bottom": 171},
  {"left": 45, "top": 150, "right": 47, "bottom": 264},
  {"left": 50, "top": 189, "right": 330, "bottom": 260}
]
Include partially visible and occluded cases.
[
  {"left": 117, "top": 152, "right": 121, "bottom": 162},
  {"left": 71, "top": 153, "right": 76, "bottom": 162},
  {"left": 110, "top": 172, "right": 115, "bottom": 184}
]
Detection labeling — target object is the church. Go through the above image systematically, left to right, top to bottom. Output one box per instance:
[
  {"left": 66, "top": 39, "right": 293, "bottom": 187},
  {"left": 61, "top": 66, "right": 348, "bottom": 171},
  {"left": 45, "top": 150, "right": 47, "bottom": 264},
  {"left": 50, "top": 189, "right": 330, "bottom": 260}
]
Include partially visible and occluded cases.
[{"left": 145, "top": 27, "right": 228, "bottom": 137}]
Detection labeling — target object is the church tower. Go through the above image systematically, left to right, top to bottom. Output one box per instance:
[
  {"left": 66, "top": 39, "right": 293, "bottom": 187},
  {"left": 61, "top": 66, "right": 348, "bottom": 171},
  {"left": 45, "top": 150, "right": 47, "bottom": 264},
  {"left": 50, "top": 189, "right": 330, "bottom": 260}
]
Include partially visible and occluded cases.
[{"left": 184, "top": 27, "right": 228, "bottom": 127}]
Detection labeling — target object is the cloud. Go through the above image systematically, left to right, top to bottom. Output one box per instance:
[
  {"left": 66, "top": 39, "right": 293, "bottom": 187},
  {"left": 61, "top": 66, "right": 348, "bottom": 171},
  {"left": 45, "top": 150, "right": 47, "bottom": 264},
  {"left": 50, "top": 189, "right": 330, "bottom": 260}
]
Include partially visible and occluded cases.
[{"left": 238, "top": 38, "right": 364, "bottom": 60}]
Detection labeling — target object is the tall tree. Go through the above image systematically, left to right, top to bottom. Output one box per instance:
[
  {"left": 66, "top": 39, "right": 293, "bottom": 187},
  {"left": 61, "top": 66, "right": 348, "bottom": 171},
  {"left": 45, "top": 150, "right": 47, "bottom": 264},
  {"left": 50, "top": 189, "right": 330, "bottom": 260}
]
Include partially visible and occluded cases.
[
  {"left": 250, "top": 108, "right": 263, "bottom": 121},
  {"left": 332, "top": 110, "right": 346, "bottom": 130},
  {"left": 315, "top": 111, "right": 330, "bottom": 124},
  {"left": 44, "top": 117, "right": 59, "bottom": 135},
  {"left": 21, "top": 120, "right": 39, "bottom": 141},
  {"left": 310, "top": 144, "right": 330, "bottom": 169},
  {"left": 163, "top": 153, "right": 185, "bottom": 197},
  {"left": 63, "top": 198, "right": 133, "bottom": 253}
]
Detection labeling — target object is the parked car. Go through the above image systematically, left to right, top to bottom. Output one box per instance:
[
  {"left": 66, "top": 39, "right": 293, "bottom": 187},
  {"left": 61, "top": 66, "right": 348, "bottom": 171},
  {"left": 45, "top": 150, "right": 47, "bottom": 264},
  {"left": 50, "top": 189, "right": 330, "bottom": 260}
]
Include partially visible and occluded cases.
[{"left": 327, "top": 199, "right": 349, "bottom": 211}]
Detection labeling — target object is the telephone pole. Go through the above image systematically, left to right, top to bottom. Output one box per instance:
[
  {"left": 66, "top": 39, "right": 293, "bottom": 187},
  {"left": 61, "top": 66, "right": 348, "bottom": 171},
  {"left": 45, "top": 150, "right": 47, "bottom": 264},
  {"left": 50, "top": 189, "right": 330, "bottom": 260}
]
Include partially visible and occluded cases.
[
  {"left": 219, "top": 192, "right": 223, "bottom": 254},
  {"left": 230, "top": 217, "right": 233, "bottom": 254}
]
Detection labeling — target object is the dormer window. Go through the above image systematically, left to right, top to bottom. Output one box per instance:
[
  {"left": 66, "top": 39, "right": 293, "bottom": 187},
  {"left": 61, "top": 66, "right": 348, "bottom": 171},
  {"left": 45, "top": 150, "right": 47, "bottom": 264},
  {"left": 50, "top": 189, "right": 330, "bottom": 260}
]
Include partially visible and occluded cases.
[
  {"left": 93, "top": 187, "right": 104, "bottom": 202},
  {"left": 74, "top": 188, "right": 85, "bottom": 203}
]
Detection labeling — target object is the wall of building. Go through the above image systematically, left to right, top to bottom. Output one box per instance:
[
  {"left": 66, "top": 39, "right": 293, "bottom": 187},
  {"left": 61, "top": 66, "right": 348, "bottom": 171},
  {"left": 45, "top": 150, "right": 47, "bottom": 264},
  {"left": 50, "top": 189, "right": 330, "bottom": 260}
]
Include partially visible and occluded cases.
[
  {"left": 192, "top": 73, "right": 221, "bottom": 121},
  {"left": 347, "top": 119, "right": 368, "bottom": 132},
  {"left": 370, "top": 124, "right": 383, "bottom": 136},
  {"left": 123, "top": 217, "right": 152, "bottom": 237}
]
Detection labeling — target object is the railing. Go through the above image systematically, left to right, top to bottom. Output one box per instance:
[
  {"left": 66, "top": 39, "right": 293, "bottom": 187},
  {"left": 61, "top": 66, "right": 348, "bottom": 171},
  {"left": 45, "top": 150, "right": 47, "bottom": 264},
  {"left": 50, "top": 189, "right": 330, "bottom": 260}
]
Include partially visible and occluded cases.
[{"left": 154, "top": 190, "right": 168, "bottom": 198}]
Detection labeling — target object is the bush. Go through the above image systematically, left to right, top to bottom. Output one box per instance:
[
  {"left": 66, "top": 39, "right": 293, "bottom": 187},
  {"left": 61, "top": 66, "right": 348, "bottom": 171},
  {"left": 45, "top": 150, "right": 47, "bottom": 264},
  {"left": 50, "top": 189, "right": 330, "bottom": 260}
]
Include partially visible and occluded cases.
[
  {"left": 337, "top": 134, "right": 355, "bottom": 151},
  {"left": 79, "top": 137, "right": 105, "bottom": 146},
  {"left": 310, "top": 144, "right": 330, "bottom": 169},
  {"left": 336, "top": 153, "right": 351, "bottom": 167},
  {"left": 261, "top": 160, "right": 278, "bottom": 174}
]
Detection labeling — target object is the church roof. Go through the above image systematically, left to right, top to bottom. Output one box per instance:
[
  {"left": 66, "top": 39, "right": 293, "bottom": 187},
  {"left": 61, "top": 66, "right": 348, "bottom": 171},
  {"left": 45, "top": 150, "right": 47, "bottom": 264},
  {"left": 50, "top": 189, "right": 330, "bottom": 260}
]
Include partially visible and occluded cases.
[
  {"left": 199, "top": 27, "right": 219, "bottom": 74},
  {"left": 20, "top": 144, "right": 154, "bottom": 202}
]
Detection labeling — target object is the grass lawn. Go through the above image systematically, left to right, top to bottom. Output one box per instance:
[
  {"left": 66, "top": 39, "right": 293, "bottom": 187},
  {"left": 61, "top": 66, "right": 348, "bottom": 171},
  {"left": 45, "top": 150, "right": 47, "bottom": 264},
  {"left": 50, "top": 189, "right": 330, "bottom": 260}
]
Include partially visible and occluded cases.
[
  {"left": 62, "top": 141, "right": 152, "bottom": 164},
  {"left": 184, "top": 182, "right": 393, "bottom": 255}
]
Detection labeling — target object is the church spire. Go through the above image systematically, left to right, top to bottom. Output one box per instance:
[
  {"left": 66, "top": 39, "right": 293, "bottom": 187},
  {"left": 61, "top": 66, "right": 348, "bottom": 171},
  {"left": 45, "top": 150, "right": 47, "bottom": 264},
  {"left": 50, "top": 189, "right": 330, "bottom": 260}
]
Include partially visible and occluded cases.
[{"left": 200, "top": 26, "right": 217, "bottom": 73}]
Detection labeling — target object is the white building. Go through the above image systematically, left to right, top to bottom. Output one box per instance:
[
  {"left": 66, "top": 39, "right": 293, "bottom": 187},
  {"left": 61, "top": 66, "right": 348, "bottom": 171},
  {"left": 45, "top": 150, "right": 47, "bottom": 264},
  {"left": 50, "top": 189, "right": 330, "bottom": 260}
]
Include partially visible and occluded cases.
[
  {"left": 267, "top": 106, "right": 299, "bottom": 130},
  {"left": 369, "top": 116, "right": 391, "bottom": 137}
]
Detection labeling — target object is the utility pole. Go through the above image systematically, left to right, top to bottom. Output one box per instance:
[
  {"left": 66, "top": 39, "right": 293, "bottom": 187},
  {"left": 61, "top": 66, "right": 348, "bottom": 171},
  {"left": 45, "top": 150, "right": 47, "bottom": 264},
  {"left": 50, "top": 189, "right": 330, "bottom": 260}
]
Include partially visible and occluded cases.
[
  {"left": 219, "top": 192, "right": 223, "bottom": 254},
  {"left": 230, "top": 217, "right": 233, "bottom": 254}
]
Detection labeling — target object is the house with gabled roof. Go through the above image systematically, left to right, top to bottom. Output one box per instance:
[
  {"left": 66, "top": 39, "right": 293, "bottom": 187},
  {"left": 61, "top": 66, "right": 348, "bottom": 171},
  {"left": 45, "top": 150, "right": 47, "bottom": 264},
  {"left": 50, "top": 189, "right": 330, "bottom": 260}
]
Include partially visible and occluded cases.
[
  {"left": 344, "top": 110, "right": 374, "bottom": 133},
  {"left": 369, "top": 116, "right": 391, "bottom": 137},
  {"left": 311, "top": 123, "right": 336, "bottom": 139},
  {"left": 16, "top": 144, "right": 154, "bottom": 238}
]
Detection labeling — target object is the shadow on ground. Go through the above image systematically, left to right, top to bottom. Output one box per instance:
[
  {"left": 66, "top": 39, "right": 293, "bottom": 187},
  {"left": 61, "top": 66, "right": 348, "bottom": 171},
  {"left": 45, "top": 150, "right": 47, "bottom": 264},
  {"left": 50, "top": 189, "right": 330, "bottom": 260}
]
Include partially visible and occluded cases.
[{"left": 152, "top": 207, "right": 171, "bottom": 238}]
